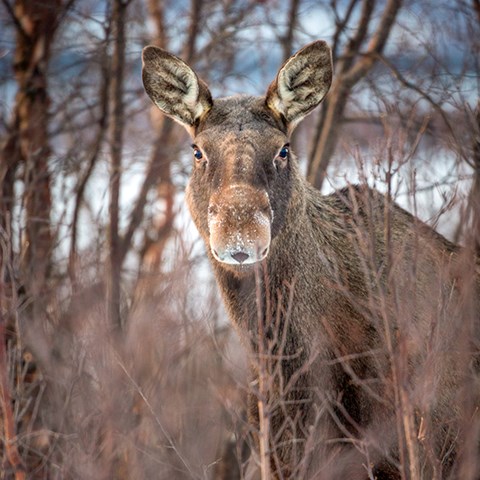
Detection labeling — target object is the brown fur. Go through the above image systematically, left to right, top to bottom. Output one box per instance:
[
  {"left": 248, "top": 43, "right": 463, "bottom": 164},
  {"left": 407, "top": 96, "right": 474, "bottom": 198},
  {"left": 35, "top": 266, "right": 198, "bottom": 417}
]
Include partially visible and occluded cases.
[{"left": 142, "top": 42, "right": 480, "bottom": 478}]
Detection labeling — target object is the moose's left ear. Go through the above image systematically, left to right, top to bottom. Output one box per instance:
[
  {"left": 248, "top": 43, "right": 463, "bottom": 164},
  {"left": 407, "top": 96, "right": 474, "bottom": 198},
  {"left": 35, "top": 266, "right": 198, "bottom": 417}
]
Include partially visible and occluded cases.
[
  {"left": 266, "top": 41, "right": 332, "bottom": 130},
  {"left": 142, "top": 46, "right": 212, "bottom": 133}
]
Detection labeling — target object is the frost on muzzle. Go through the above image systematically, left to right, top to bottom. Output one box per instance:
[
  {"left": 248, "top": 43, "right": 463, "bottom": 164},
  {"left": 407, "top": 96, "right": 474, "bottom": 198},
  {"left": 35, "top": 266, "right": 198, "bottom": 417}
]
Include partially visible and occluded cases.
[{"left": 207, "top": 184, "right": 272, "bottom": 266}]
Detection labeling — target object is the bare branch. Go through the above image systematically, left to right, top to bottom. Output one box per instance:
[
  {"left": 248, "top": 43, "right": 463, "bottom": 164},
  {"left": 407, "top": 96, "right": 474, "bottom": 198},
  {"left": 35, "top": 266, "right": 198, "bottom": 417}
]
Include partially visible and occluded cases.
[
  {"left": 0, "top": 0, "right": 27, "bottom": 38},
  {"left": 147, "top": 0, "right": 167, "bottom": 48},
  {"left": 183, "top": 0, "right": 204, "bottom": 62},
  {"left": 281, "top": 0, "right": 301, "bottom": 60},
  {"left": 307, "top": 0, "right": 403, "bottom": 189},
  {"left": 330, "top": 0, "right": 359, "bottom": 63},
  {"left": 336, "top": 0, "right": 375, "bottom": 75},
  {"left": 343, "top": 0, "right": 402, "bottom": 86},
  {"left": 473, "top": 0, "right": 480, "bottom": 24},
  {"left": 69, "top": 43, "right": 111, "bottom": 282},
  {"left": 377, "top": 53, "right": 466, "bottom": 162}
]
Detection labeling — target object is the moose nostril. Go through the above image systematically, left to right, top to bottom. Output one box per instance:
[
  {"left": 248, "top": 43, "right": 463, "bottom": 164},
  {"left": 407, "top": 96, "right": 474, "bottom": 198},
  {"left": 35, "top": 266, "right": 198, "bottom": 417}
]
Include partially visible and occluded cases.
[
  {"left": 261, "top": 247, "right": 269, "bottom": 257},
  {"left": 232, "top": 251, "right": 249, "bottom": 264}
]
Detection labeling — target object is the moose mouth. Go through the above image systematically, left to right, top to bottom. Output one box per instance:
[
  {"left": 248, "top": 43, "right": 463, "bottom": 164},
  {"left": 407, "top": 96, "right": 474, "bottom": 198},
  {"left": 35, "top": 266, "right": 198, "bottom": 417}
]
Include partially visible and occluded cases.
[{"left": 211, "top": 242, "right": 270, "bottom": 266}]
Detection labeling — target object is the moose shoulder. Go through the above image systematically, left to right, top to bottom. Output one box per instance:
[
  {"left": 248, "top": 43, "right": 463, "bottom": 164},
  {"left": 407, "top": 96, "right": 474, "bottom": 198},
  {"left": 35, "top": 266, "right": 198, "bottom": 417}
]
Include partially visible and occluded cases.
[{"left": 142, "top": 42, "right": 480, "bottom": 479}]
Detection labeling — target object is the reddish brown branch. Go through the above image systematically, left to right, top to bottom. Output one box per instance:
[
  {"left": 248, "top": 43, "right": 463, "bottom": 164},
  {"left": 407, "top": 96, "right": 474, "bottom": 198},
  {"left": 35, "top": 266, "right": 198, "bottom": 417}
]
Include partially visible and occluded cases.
[
  {"left": 147, "top": 0, "right": 167, "bottom": 48},
  {"left": 183, "top": 0, "right": 204, "bottom": 62},
  {"left": 281, "top": 0, "right": 300, "bottom": 60},
  {"left": 307, "top": 0, "right": 403, "bottom": 189},
  {"left": 331, "top": 0, "right": 359, "bottom": 63},
  {"left": 336, "top": 0, "right": 374, "bottom": 75},
  {"left": 473, "top": 0, "right": 480, "bottom": 24},
  {"left": 69, "top": 41, "right": 111, "bottom": 282},
  {"left": 0, "top": 322, "right": 25, "bottom": 480}
]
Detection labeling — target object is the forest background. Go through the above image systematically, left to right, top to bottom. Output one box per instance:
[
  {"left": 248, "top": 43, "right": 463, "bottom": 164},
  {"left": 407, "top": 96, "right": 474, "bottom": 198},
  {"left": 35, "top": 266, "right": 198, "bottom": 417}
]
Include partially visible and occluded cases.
[{"left": 0, "top": 0, "right": 479, "bottom": 478}]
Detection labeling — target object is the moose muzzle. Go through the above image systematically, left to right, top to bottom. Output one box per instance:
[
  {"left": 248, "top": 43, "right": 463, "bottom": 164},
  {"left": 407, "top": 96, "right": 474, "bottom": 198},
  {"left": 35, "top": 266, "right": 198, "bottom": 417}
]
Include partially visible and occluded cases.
[{"left": 208, "top": 184, "right": 272, "bottom": 266}]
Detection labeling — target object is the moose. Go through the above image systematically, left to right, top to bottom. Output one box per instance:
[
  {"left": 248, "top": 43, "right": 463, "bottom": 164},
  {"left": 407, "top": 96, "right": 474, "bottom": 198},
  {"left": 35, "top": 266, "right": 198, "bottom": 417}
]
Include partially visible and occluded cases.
[{"left": 142, "top": 42, "right": 480, "bottom": 479}]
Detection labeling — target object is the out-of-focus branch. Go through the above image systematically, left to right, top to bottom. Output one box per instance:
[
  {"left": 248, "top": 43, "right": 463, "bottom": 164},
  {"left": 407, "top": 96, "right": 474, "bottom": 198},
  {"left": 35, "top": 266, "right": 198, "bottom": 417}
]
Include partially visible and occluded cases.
[
  {"left": 0, "top": 0, "right": 27, "bottom": 38},
  {"left": 9, "top": 0, "right": 64, "bottom": 308},
  {"left": 119, "top": 0, "right": 175, "bottom": 269},
  {"left": 147, "top": 0, "right": 167, "bottom": 48},
  {"left": 183, "top": 0, "right": 204, "bottom": 62},
  {"left": 281, "top": 0, "right": 300, "bottom": 60},
  {"left": 307, "top": 0, "right": 403, "bottom": 189},
  {"left": 330, "top": 0, "right": 358, "bottom": 63},
  {"left": 336, "top": 0, "right": 374, "bottom": 75},
  {"left": 343, "top": 0, "right": 401, "bottom": 85},
  {"left": 473, "top": 0, "right": 480, "bottom": 23},
  {"left": 194, "top": 1, "right": 256, "bottom": 70},
  {"left": 458, "top": 1, "right": 480, "bottom": 248},
  {"left": 69, "top": 44, "right": 111, "bottom": 282},
  {"left": 377, "top": 53, "right": 464, "bottom": 159},
  {"left": 466, "top": 101, "right": 480, "bottom": 254},
  {"left": 118, "top": 118, "right": 175, "bottom": 265},
  {"left": 0, "top": 123, "right": 19, "bottom": 267},
  {"left": 0, "top": 229, "right": 25, "bottom": 480},
  {"left": 0, "top": 322, "right": 25, "bottom": 480}
]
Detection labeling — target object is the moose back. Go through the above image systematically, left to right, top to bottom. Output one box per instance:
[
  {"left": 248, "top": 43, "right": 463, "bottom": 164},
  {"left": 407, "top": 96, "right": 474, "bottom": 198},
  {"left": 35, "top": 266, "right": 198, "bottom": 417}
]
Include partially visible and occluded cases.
[{"left": 142, "top": 41, "right": 480, "bottom": 479}]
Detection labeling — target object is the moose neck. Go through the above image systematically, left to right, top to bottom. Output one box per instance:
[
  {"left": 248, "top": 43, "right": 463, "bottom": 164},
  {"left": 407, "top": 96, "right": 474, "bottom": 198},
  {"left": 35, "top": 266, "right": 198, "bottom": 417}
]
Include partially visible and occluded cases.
[{"left": 208, "top": 160, "right": 309, "bottom": 342}]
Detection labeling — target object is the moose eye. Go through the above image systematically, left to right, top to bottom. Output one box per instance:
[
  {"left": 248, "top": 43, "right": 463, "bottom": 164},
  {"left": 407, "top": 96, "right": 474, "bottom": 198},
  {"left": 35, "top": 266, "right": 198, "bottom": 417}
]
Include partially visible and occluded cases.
[
  {"left": 191, "top": 144, "right": 207, "bottom": 167},
  {"left": 274, "top": 144, "right": 290, "bottom": 170},
  {"left": 278, "top": 146, "right": 289, "bottom": 158},
  {"left": 193, "top": 147, "right": 203, "bottom": 160}
]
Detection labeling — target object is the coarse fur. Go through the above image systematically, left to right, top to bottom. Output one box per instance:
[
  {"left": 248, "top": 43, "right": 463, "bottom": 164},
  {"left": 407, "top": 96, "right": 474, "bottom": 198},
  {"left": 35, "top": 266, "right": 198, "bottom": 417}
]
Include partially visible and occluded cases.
[{"left": 142, "top": 42, "right": 480, "bottom": 479}]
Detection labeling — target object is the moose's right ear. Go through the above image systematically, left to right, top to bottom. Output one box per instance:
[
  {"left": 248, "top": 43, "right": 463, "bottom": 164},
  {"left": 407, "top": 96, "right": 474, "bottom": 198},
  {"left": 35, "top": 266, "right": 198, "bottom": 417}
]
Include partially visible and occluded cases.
[
  {"left": 266, "top": 41, "right": 332, "bottom": 131},
  {"left": 142, "top": 46, "right": 213, "bottom": 133}
]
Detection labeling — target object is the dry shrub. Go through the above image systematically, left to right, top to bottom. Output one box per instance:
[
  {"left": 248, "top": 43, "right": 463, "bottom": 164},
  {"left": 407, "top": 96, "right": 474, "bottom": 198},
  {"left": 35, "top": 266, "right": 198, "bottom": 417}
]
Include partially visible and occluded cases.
[
  {"left": 1, "top": 160, "right": 479, "bottom": 480},
  {"left": 1, "top": 240, "right": 248, "bottom": 480}
]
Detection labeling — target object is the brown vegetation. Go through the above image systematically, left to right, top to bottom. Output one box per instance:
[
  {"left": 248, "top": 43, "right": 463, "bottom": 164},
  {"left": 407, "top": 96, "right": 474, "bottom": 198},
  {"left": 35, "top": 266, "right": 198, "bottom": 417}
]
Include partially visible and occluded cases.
[{"left": 0, "top": 0, "right": 479, "bottom": 479}]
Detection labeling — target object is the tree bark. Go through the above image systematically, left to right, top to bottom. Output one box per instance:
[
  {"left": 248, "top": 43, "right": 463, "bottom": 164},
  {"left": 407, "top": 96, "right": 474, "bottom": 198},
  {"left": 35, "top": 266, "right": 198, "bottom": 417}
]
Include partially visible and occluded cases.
[
  {"left": 0, "top": 0, "right": 63, "bottom": 304},
  {"left": 108, "top": 0, "right": 128, "bottom": 330},
  {"left": 0, "top": 1, "right": 64, "bottom": 476}
]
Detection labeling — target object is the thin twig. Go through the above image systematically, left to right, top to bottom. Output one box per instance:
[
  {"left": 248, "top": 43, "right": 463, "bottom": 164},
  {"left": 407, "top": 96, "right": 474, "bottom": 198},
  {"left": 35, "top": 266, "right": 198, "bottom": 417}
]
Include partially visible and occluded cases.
[
  {"left": 0, "top": 229, "right": 25, "bottom": 479},
  {"left": 116, "top": 357, "right": 200, "bottom": 479}
]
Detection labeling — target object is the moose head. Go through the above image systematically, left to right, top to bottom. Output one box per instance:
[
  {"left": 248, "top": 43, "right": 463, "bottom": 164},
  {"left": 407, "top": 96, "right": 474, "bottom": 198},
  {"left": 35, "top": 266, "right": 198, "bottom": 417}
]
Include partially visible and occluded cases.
[{"left": 142, "top": 42, "right": 332, "bottom": 275}]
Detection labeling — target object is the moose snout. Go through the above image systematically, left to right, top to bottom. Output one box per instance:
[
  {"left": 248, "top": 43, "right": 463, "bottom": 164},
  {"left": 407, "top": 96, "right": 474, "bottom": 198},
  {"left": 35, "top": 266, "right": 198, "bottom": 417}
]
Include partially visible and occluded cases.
[
  {"left": 208, "top": 185, "right": 272, "bottom": 267},
  {"left": 211, "top": 237, "right": 270, "bottom": 265}
]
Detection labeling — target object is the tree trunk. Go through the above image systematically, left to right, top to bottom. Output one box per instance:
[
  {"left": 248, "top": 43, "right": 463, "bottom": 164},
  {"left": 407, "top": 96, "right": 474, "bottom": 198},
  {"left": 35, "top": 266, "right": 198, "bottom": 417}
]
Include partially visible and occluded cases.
[
  {"left": 4, "top": 0, "right": 63, "bottom": 304},
  {"left": 108, "top": 0, "right": 128, "bottom": 330},
  {"left": 0, "top": 1, "right": 63, "bottom": 476}
]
